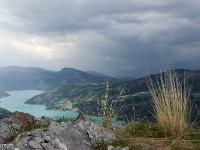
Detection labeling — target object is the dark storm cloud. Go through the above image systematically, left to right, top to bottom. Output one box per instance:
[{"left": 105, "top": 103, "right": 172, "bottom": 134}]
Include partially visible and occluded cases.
[{"left": 0, "top": 0, "right": 200, "bottom": 77}]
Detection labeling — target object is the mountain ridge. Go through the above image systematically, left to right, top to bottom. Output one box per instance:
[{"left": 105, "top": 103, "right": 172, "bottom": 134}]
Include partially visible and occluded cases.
[
  {"left": 0, "top": 66, "right": 118, "bottom": 91},
  {"left": 26, "top": 69, "right": 200, "bottom": 120}
]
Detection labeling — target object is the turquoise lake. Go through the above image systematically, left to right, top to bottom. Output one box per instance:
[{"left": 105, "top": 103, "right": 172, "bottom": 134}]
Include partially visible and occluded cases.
[{"left": 0, "top": 90, "right": 79, "bottom": 119}]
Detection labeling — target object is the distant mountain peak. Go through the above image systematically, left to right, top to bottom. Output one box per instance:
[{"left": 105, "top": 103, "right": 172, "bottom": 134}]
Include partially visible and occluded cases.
[{"left": 0, "top": 66, "right": 118, "bottom": 90}]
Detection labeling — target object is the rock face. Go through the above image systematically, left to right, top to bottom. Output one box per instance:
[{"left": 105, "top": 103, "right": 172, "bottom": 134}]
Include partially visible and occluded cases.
[
  {"left": 0, "top": 112, "right": 116, "bottom": 150},
  {"left": 0, "top": 112, "right": 50, "bottom": 144},
  {"left": 0, "top": 112, "right": 36, "bottom": 143},
  {"left": 9, "top": 112, "right": 36, "bottom": 129},
  {"left": 77, "top": 119, "right": 116, "bottom": 144}
]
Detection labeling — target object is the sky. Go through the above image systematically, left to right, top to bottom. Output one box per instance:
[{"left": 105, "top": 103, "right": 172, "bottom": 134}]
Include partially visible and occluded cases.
[{"left": 0, "top": 0, "right": 200, "bottom": 77}]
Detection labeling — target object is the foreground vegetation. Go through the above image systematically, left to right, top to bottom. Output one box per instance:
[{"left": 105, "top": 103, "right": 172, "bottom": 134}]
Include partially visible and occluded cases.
[
  {"left": 95, "top": 70, "right": 200, "bottom": 149},
  {"left": 147, "top": 70, "right": 191, "bottom": 137},
  {"left": 98, "top": 81, "right": 118, "bottom": 128},
  {"left": 93, "top": 123, "right": 200, "bottom": 150}
]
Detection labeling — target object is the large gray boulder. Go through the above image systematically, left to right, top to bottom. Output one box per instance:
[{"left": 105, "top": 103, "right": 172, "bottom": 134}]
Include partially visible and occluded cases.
[
  {"left": 0, "top": 112, "right": 50, "bottom": 144},
  {"left": 0, "top": 112, "right": 37, "bottom": 143},
  {"left": 0, "top": 113, "right": 117, "bottom": 150},
  {"left": 12, "top": 119, "right": 116, "bottom": 150},
  {"left": 77, "top": 119, "right": 117, "bottom": 143}
]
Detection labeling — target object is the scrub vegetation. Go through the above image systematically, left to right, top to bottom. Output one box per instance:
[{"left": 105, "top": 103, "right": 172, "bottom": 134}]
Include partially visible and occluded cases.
[{"left": 96, "top": 70, "right": 200, "bottom": 149}]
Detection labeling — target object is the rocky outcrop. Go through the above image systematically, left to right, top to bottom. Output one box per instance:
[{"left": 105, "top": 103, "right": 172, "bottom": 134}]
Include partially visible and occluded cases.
[
  {"left": 0, "top": 112, "right": 117, "bottom": 150},
  {"left": 0, "top": 112, "right": 50, "bottom": 144},
  {"left": 9, "top": 112, "right": 36, "bottom": 129},
  {"left": 77, "top": 118, "right": 116, "bottom": 144}
]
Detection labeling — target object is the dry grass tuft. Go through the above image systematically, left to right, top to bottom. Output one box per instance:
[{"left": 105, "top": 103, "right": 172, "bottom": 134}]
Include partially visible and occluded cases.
[
  {"left": 146, "top": 70, "right": 191, "bottom": 137},
  {"left": 98, "top": 81, "right": 117, "bottom": 128}
]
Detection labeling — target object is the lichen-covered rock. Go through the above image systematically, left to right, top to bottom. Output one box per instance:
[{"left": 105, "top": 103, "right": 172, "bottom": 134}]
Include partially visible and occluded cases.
[
  {"left": 0, "top": 112, "right": 117, "bottom": 150},
  {"left": 0, "top": 112, "right": 50, "bottom": 144},
  {"left": 9, "top": 112, "right": 36, "bottom": 129},
  {"left": 0, "top": 119, "right": 12, "bottom": 143},
  {"left": 77, "top": 119, "right": 117, "bottom": 143},
  {"left": 48, "top": 121, "right": 91, "bottom": 150},
  {"left": 12, "top": 124, "right": 82, "bottom": 150},
  {"left": 29, "top": 140, "right": 43, "bottom": 149}
]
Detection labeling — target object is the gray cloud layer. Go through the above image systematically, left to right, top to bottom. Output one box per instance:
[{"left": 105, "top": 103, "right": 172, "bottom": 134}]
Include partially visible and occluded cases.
[{"left": 0, "top": 0, "right": 200, "bottom": 77}]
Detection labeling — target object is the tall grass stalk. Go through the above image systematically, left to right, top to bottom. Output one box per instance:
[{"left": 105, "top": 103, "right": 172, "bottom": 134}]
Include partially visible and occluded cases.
[
  {"left": 146, "top": 70, "right": 191, "bottom": 137},
  {"left": 98, "top": 82, "right": 117, "bottom": 128}
]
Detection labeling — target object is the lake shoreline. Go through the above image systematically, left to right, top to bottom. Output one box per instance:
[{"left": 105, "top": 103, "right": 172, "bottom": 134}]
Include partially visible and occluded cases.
[{"left": 0, "top": 90, "right": 79, "bottom": 119}]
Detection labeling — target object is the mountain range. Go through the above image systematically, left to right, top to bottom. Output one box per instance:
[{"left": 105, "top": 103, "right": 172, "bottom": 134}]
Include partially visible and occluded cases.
[
  {"left": 0, "top": 66, "right": 117, "bottom": 91},
  {"left": 0, "top": 66, "right": 200, "bottom": 121},
  {"left": 26, "top": 69, "right": 200, "bottom": 121}
]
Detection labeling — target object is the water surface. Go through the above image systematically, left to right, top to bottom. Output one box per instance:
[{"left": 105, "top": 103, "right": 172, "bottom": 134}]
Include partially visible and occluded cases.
[{"left": 0, "top": 90, "right": 78, "bottom": 118}]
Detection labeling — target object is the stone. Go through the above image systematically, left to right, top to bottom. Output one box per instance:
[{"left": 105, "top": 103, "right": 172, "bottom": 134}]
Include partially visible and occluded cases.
[
  {"left": 0, "top": 112, "right": 117, "bottom": 150},
  {"left": 0, "top": 112, "right": 38, "bottom": 144},
  {"left": 10, "top": 112, "right": 36, "bottom": 129},
  {"left": 2, "top": 118, "right": 12, "bottom": 124},
  {"left": 77, "top": 119, "right": 116, "bottom": 143},
  {"left": 49, "top": 121, "right": 91, "bottom": 150},
  {"left": 12, "top": 123, "right": 21, "bottom": 130},
  {"left": 0, "top": 124, "right": 12, "bottom": 143},
  {"left": 43, "top": 135, "right": 51, "bottom": 143},
  {"left": 35, "top": 137, "right": 44, "bottom": 143},
  {"left": 52, "top": 139, "right": 61, "bottom": 148},
  {"left": 52, "top": 139, "right": 67, "bottom": 150},
  {"left": 29, "top": 140, "right": 43, "bottom": 149},
  {"left": 41, "top": 143, "right": 55, "bottom": 150},
  {"left": 59, "top": 143, "right": 68, "bottom": 150},
  {"left": 4, "top": 144, "right": 15, "bottom": 150}
]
